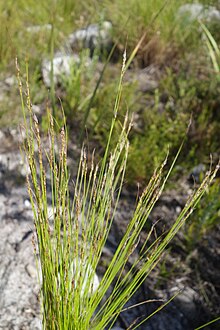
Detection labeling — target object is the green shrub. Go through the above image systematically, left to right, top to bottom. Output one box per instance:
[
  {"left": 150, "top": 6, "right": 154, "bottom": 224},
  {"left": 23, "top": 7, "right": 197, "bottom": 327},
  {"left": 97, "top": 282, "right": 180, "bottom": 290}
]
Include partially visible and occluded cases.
[
  {"left": 185, "top": 24, "right": 220, "bottom": 249},
  {"left": 127, "top": 102, "right": 188, "bottom": 184},
  {"left": 186, "top": 178, "right": 220, "bottom": 249}
]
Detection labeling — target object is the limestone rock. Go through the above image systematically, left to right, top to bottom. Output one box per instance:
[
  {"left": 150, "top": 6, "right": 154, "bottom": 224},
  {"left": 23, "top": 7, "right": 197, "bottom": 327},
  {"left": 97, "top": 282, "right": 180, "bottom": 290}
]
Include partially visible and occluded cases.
[
  {"left": 178, "top": 3, "right": 220, "bottom": 23},
  {"left": 68, "top": 21, "right": 113, "bottom": 55},
  {"left": 42, "top": 53, "right": 82, "bottom": 87}
]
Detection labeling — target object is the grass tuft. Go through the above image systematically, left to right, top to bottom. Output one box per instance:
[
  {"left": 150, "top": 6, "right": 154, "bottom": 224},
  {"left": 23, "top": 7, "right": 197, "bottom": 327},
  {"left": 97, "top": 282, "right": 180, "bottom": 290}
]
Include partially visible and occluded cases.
[{"left": 17, "top": 53, "right": 219, "bottom": 329}]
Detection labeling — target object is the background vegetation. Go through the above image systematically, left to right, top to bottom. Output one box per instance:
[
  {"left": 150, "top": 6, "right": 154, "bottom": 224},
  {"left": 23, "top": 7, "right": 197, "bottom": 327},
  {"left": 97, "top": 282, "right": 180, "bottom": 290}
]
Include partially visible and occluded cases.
[
  {"left": 0, "top": 0, "right": 220, "bottom": 328},
  {"left": 1, "top": 0, "right": 220, "bottom": 177}
]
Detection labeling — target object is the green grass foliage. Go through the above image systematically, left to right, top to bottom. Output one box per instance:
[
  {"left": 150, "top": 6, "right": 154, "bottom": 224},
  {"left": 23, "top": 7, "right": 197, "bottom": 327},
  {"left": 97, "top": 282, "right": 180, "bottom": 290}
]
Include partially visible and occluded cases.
[{"left": 17, "top": 53, "right": 219, "bottom": 328}]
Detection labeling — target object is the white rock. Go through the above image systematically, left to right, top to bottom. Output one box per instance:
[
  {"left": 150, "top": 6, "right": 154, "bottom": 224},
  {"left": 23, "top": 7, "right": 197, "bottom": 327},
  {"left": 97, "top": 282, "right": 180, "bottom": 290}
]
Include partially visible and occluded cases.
[
  {"left": 178, "top": 3, "right": 220, "bottom": 22},
  {"left": 68, "top": 21, "right": 112, "bottom": 51},
  {"left": 42, "top": 53, "right": 91, "bottom": 87},
  {"left": 5, "top": 75, "right": 16, "bottom": 87},
  {"left": 32, "top": 104, "right": 42, "bottom": 115},
  {"left": 24, "top": 199, "right": 31, "bottom": 208},
  {"left": 175, "top": 206, "right": 181, "bottom": 214},
  {"left": 70, "top": 258, "right": 100, "bottom": 296},
  {"left": 26, "top": 263, "right": 38, "bottom": 279},
  {"left": 29, "top": 316, "right": 42, "bottom": 330}
]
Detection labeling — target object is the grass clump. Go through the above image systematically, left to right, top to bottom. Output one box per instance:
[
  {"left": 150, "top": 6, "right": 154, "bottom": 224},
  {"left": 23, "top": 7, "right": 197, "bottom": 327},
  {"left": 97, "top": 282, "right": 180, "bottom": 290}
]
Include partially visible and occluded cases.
[{"left": 17, "top": 52, "right": 219, "bottom": 329}]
